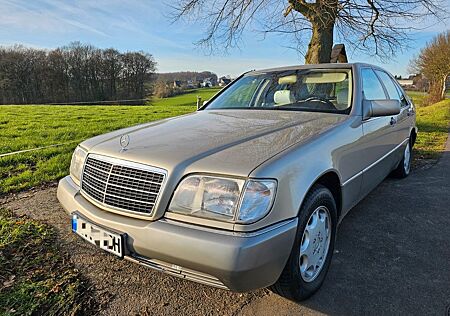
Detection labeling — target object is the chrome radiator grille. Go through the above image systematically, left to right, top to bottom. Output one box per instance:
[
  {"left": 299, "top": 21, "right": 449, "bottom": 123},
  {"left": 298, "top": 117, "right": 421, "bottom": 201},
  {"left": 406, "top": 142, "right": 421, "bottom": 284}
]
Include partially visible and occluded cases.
[{"left": 81, "top": 155, "right": 166, "bottom": 215}]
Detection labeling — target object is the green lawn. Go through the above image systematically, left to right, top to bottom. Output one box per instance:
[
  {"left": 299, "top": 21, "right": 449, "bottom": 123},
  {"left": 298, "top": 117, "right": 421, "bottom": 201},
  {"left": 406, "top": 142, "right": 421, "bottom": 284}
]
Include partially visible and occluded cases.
[
  {"left": 0, "top": 88, "right": 448, "bottom": 194},
  {"left": 0, "top": 88, "right": 220, "bottom": 194},
  {"left": 413, "top": 99, "right": 450, "bottom": 161},
  {"left": 0, "top": 209, "right": 95, "bottom": 315}
]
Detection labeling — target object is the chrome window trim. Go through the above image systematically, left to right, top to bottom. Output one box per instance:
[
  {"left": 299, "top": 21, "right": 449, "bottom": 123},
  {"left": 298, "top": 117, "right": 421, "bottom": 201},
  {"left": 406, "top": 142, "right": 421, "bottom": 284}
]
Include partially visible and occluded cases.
[{"left": 80, "top": 153, "right": 168, "bottom": 218}]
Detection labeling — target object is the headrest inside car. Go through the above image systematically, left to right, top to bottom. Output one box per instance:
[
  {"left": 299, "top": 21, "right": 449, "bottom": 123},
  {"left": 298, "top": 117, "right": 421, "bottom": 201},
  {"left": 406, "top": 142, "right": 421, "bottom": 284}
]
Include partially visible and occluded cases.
[
  {"left": 335, "top": 88, "right": 349, "bottom": 110},
  {"left": 274, "top": 90, "right": 292, "bottom": 105}
]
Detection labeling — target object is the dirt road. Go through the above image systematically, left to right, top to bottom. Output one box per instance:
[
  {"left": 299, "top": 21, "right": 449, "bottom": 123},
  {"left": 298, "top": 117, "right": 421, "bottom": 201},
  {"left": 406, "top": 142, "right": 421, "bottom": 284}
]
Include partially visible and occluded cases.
[{"left": 3, "top": 136, "right": 450, "bottom": 315}]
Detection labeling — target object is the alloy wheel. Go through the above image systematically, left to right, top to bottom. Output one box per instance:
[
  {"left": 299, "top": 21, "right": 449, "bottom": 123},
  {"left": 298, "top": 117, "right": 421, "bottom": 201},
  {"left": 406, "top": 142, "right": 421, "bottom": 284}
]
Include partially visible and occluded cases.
[
  {"left": 404, "top": 142, "right": 411, "bottom": 174},
  {"left": 299, "top": 206, "right": 331, "bottom": 283}
]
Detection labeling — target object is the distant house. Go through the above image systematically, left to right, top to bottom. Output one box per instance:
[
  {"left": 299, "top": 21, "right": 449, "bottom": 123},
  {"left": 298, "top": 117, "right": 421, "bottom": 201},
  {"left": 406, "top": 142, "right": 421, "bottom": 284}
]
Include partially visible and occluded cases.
[
  {"left": 395, "top": 74, "right": 431, "bottom": 91},
  {"left": 201, "top": 77, "right": 216, "bottom": 88},
  {"left": 218, "top": 77, "right": 232, "bottom": 87},
  {"left": 397, "top": 79, "right": 415, "bottom": 89},
  {"left": 173, "top": 80, "right": 182, "bottom": 88},
  {"left": 186, "top": 80, "right": 195, "bottom": 89}
]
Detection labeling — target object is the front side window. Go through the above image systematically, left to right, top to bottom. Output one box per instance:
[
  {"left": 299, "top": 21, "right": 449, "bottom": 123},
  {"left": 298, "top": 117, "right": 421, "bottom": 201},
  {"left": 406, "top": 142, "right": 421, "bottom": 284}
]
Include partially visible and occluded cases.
[
  {"left": 361, "top": 68, "right": 386, "bottom": 100},
  {"left": 205, "top": 69, "right": 353, "bottom": 114}
]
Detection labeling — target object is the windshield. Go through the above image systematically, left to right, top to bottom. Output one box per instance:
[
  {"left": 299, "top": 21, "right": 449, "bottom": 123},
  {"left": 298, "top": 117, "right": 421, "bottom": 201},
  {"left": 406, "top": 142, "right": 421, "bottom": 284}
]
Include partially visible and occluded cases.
[{"left": 205, "top": 69, "right": 352, "bottom": 114}]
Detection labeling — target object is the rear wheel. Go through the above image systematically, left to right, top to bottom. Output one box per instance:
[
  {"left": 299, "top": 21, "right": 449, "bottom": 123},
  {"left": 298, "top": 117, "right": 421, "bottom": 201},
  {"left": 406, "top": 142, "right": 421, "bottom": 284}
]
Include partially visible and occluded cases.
[
  {"left": 392, "top": 139, "right": 412, "bottom": 178},
  {"left": 270, "top": 185, "right": 337, "bottom": 301}
]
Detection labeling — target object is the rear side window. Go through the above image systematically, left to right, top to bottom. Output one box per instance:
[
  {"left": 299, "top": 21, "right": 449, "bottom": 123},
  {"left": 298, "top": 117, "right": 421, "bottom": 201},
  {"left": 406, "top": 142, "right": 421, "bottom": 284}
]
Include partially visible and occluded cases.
[
  {"left": 361, "top": 68, "right": 387, "bottom": 100},
  {"left": 375, "top": 70, "right": 401, "bottom": 101},
  {"left": 394, "top": 83, "right": 410, "bottom": 107}
]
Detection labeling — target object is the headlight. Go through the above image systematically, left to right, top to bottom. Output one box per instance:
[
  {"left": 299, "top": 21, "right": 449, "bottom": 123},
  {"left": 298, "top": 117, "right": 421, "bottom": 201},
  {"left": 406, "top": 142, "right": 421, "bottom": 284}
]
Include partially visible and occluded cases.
[
  {"left": 70, "top": 146, "right": 87, "bottom": 185},
  {"left": 168, "top": 175, "right": 276, "bottom": 223},
  {"left": 168, "top": 176, "right": 245, "bottom": 221}
]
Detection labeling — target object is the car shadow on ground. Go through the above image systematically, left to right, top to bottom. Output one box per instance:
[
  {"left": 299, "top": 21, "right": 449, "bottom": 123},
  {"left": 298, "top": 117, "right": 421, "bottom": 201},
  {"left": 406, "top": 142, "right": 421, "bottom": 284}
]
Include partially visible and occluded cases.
[{"left": 242, "top": 161, "right": 450, "bottom": 315}]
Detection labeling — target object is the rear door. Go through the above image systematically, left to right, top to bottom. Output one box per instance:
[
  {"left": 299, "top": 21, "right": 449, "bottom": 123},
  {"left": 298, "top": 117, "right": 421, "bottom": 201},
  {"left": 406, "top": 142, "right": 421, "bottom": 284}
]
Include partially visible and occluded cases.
[
  {"left": 359, "top": 67, "right": 400, "bottom": 196},
  {"left": 374, "top": 70, "right": 410, "bottom": 145}
]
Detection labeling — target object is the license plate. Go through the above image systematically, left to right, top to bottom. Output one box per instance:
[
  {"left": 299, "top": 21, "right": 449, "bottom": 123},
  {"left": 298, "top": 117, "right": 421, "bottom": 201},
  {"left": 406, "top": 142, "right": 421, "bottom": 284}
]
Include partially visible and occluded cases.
[{"left": 71, "top": 213, "right": 125, "bottom": 258}]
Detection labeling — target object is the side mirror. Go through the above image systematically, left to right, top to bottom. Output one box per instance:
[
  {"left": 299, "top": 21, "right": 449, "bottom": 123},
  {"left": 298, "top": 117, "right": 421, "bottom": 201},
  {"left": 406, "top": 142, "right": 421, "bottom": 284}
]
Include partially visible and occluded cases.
[{"left": 363, "top": 99, "right": 400, "bottom": 120}]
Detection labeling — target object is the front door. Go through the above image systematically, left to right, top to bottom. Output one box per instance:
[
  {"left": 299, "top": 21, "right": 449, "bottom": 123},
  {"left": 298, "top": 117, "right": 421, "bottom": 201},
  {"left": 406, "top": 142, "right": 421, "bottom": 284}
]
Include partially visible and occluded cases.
[{"left": 360, "top": 68, "right": 400, "bottom": 196}]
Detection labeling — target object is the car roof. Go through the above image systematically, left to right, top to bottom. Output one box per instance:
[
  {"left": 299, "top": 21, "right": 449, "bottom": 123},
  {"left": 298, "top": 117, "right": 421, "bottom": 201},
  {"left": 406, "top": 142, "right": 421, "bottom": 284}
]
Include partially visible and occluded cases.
[{"left": 248, "top": 62, "right": 380, "bottom": 75}]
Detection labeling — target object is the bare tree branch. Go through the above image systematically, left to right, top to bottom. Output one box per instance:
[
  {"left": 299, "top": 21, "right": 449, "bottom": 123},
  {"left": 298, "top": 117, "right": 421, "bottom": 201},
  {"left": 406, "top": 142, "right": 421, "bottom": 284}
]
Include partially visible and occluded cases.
[{"left": 169, "top": 0, "right": 448, "bottom": 63}]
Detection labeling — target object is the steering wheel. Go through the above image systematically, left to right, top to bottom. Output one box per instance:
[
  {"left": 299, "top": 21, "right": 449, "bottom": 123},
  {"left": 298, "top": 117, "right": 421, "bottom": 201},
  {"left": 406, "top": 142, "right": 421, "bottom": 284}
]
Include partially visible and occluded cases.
[{"left": 298, "top": 96, "right": 336, "bottom": 110}]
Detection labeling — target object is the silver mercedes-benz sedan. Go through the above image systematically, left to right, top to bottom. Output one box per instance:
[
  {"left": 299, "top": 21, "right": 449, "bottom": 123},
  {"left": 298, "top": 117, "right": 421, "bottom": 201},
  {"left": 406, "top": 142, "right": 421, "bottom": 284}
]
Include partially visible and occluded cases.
[{"left": 57, "top": 63, "right": 417, "bottom": 301}]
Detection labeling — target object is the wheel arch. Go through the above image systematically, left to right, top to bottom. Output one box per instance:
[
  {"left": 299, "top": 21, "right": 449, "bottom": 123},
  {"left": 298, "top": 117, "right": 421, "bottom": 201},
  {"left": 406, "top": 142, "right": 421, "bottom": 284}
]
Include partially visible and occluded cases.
[{"left": 298, "top": 170, "right": 343, "bottom": 220}]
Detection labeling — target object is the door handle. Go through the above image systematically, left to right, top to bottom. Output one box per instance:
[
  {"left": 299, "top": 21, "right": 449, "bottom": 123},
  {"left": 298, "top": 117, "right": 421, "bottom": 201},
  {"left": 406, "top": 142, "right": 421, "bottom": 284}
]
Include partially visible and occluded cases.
[{"left": 390, "top": 117, "right": 397, "bottom": 125}]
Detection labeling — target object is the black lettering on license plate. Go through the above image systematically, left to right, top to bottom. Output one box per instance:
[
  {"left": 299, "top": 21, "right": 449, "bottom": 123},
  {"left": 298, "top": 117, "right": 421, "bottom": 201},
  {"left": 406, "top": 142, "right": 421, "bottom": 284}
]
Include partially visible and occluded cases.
[{"left": 110, "top": 235, "right": 121, "bottom": 253}]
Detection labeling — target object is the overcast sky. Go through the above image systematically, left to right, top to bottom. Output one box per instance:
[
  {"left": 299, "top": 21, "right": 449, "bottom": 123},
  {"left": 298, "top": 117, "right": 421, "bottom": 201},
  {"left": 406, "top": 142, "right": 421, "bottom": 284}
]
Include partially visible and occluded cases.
[{"left": 0, "top": 0, "right": 449, "bottom": 77}]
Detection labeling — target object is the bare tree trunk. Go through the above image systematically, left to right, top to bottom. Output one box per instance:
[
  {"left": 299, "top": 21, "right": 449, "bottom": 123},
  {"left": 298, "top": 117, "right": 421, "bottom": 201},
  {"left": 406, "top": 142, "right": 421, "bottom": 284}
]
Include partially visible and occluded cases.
[
  {"left": 305, "top": 21, "right": 334, "bottom": 64},
  {"left": 441, "top": 75, "right": 447, "bottom": 100},
  {"left": 428, "top": 78, "right": 446, "bottom": 104}
]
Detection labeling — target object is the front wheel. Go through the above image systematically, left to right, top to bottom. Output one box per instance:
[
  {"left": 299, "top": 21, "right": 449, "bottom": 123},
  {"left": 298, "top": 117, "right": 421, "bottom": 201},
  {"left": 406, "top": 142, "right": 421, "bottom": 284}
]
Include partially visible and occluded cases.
[
  {"left": 391, "top": 139, "right": 412, "bottom": 178},
  {"left": 270, "top": 184, "right": 337, "bottom": 301}
]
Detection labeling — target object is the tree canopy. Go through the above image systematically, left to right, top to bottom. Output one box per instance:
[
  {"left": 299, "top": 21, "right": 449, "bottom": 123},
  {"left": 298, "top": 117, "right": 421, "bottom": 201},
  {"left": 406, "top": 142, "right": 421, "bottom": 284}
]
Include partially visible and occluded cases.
[
  {"left": 172, "top": 0, "right": 445, "bottom": 64},
  {"left": 411, "top": 31, "right": 450, "bottom": 103},
  {"left": 0, "top": 42, "right": 156, "bottom": 105}
]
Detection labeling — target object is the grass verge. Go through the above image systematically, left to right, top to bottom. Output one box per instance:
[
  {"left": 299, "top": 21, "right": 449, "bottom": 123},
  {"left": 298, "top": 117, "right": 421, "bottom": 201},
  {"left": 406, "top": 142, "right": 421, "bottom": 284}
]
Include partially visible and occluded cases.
[
  {"left": 413, "top": 99, "right": 450, "bottom": 162},
  {"left": 0, "top": 208, "right": 95, "bottom": 315}
]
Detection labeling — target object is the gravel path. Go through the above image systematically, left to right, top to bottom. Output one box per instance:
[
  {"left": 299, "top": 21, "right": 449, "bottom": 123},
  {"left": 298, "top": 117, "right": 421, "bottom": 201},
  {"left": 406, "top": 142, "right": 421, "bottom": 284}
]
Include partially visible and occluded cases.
[{"left": 2, "top": 135, "right": 449, "bottom": 315}]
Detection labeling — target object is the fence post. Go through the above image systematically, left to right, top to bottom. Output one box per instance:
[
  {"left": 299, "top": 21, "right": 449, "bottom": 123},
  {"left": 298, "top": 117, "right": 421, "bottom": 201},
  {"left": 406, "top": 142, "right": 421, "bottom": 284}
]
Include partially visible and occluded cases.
[{"left": 196, "top": 96, "right": 202, "bottom": 110}]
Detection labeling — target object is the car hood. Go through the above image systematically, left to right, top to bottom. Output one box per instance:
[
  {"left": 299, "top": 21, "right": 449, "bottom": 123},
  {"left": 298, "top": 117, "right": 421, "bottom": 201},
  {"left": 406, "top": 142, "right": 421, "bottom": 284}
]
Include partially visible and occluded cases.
[{"left": 82, "top": 110, "right": 347, "bottom": 177}]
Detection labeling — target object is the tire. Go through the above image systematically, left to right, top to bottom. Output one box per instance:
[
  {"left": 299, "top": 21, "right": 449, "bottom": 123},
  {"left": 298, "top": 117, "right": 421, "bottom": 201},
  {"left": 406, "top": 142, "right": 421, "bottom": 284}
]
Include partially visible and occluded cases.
[
  {"left": 391, "top": 138, "right": 412, "bottom": 178},
  {"left": 270, "top": 184, "right": 337, "bottom": 301}
]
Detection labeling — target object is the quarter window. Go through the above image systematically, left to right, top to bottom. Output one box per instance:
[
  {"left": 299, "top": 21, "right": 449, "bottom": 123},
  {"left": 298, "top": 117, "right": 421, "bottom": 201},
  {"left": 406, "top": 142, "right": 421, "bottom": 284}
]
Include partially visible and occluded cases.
[
  {"left": 361, "top": 68, "right": 386, "bottom": 100},
  {"left": 394, "top": 83, "right": 410, "bottom": 107}
]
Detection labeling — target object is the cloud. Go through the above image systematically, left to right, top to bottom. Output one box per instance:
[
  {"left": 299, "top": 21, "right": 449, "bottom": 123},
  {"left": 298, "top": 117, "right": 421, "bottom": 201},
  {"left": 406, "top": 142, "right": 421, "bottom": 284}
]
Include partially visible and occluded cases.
[
  {"left": 0, "top": 0, "right": 107, "bottom": 36},
  {"left": 0, "top": 0, "right": 186, "bottom": 49}
]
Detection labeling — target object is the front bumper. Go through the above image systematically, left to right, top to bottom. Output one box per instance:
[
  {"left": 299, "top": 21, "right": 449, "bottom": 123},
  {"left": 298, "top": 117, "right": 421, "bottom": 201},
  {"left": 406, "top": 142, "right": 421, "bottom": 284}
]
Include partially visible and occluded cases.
[{"left": 57, "top": 176, "right": 297, "bottom": 292}]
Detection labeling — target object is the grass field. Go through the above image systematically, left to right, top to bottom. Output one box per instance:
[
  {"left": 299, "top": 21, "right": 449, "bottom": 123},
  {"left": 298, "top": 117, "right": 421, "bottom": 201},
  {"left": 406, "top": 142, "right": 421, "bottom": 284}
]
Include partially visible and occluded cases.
[
  {"left": 0, "top": 88, "right": 448, "bottom": 194},
  {"left": 0, "top": 88, "right": 220, "bottom": 194}
]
